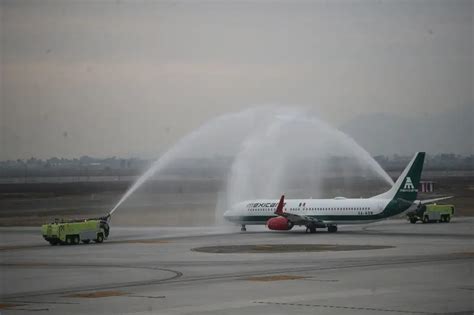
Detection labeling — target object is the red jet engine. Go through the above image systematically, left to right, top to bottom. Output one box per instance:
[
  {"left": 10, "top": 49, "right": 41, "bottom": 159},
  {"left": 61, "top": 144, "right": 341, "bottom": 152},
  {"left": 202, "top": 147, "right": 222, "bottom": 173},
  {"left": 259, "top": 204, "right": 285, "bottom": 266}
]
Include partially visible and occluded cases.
[{"left": 266, "top": 216, "right": 294, "bottom": 231}]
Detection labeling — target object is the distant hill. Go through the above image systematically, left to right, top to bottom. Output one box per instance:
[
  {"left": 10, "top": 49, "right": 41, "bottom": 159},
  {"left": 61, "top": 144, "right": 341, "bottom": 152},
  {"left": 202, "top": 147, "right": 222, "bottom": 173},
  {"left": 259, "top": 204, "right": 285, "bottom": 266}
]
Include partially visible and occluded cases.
[{"left": 340, "top": 105, "right": 473, "bottom": 156}]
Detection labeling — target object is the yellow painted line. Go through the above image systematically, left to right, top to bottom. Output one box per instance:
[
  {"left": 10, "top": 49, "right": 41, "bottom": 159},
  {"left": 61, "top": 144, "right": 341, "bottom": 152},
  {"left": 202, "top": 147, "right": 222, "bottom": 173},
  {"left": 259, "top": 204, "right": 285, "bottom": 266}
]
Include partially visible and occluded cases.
[
  {"left": 0, "top": 239, "right": 171, "bottom": 250},
  {"left": 0, "top": 245, "right": 44, "bottom": 251},
  {"left": 456, "top": 252, "right": 474, "bottom": 257},
  {"left": 1, "top": 262, "right": 51, "bottom": 267},
  {"left": 244, "top": 275, "right": 307, "bottom": 282},
  {"left": 64, "top": 290, "right": 128, "bottom": 298},
  {"left": 0, "top": 303, "right": 20, "bottom": 309}
]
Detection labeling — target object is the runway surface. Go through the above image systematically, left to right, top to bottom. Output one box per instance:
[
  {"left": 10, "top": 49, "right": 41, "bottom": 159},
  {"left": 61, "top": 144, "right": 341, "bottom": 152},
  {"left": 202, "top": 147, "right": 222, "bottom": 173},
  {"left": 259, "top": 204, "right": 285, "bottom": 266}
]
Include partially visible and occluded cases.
[{"left": 1, "top": 218, "right": 473, "bottom": 314}]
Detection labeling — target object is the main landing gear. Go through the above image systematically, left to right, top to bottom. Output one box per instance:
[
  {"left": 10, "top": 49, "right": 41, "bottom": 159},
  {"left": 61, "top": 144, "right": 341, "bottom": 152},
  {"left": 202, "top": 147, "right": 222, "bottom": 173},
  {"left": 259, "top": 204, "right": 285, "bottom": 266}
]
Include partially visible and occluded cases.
[
  {"left": 240, "top": 224, "right": 247, "bottom": 232},
  {"left": 305, "top": 224, "right": 317, "bottom": 233},
  {"left": 305, "top": 224, "right": 338, "bottom": 233}
]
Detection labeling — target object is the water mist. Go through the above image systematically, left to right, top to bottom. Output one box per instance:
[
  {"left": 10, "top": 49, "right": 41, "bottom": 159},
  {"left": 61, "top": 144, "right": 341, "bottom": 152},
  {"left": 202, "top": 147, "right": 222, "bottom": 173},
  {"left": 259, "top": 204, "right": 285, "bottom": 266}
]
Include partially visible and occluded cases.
[{"left": 109, "top": 107, "right": 393, "bottom": 226}]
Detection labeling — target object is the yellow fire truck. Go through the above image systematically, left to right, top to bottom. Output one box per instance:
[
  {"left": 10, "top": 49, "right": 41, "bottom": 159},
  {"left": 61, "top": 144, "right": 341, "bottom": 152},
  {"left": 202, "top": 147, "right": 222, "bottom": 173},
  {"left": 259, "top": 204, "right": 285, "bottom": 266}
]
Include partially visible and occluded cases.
[
  {"left": 407, "top": 204, "right": 455, "bottom": 224},
  {"left": 41, "top": 216, "right": 110, "bottom": 245}
]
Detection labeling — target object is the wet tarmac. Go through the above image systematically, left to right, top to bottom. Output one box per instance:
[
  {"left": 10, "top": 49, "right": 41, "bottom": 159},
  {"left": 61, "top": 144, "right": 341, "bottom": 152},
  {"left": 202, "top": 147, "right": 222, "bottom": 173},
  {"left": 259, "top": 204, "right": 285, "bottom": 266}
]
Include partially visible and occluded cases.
[{"left": 1, "top": 218, "right": 473, "bottom": 314}]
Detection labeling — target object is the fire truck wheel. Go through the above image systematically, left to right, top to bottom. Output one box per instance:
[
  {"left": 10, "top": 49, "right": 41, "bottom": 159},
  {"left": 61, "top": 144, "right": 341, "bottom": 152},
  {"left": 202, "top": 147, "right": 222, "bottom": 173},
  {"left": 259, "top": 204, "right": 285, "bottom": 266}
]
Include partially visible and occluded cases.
[
  {"left": 95, "top": 233, "right": 104, "bottom": 243},
  {"left": 72, "top": 235, "right": 80, "bottom": 245}
]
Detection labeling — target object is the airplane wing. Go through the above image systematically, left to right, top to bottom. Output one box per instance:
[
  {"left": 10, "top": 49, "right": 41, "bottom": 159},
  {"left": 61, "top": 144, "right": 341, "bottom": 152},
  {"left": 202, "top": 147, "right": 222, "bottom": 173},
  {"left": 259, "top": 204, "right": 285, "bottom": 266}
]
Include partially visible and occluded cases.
[
  {"left": 274, "top": 195, "right": 321, "bottom": 225},
  {"left": 415, "top": 196, "right": 454, "bottom": 205},
  {"left": 284, "top": 213, "right": 320, "bottom": 225}
]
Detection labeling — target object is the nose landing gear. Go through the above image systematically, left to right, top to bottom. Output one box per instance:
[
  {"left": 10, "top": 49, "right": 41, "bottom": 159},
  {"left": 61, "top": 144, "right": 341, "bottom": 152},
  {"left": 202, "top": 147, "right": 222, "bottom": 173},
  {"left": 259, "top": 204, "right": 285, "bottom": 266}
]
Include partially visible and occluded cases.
[{"left": 240, "top": 225, "right": 247, "bottom": 232}]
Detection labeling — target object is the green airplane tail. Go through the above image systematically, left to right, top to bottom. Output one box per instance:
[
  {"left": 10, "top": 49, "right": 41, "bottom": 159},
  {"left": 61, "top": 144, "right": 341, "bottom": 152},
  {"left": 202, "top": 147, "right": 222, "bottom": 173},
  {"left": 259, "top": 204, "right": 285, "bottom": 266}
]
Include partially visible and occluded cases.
[{"left": 375, "top": 152, "right": 425, "bottom": 202}]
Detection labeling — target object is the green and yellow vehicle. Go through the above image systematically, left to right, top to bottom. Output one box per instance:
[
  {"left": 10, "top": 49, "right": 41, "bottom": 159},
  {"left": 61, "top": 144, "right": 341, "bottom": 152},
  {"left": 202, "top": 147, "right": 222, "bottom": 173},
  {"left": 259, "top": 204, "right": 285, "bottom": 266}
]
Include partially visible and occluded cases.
[
  {"left": 407, "top": 204, "right": 455, "bottom": 224},
  {"left": 41, "top": 216, "right": 110, "bottom": 245}
]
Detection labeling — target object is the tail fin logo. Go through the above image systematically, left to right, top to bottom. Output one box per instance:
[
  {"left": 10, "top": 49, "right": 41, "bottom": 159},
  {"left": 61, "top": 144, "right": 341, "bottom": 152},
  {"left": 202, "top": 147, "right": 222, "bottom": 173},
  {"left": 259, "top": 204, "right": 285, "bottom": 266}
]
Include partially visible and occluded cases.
[
  {"left": 400, "top": 177, "right": 416, "bottom": 192},
  {"left": 404, "top": 177, "right": 414, "bottom": 189}
]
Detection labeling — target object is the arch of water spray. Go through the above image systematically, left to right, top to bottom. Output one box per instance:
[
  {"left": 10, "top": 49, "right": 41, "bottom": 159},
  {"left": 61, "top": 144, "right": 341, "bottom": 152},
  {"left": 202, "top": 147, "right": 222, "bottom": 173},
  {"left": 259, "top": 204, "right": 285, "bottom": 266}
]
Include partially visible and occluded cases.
[{"left": 109, "top": 107, "right": 394, "bottom": 223}]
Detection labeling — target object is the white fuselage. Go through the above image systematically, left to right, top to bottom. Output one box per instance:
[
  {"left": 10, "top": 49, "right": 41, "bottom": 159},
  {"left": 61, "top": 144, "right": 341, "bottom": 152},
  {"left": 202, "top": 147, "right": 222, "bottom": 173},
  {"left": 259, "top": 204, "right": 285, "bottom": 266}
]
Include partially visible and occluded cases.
[
  {"left": 224, "top": 152, "right": 425, "bottom": 228},
  {"left": 224, "top": 197, "right": 393, "bottom": 225}
]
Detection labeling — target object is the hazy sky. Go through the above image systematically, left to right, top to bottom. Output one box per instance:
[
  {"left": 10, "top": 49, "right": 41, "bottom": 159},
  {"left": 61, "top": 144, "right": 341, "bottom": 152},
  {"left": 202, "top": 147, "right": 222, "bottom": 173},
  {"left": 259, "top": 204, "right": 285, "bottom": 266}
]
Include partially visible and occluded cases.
[{"left": 1, "top": 0, "right": 472, "bottom": 159}]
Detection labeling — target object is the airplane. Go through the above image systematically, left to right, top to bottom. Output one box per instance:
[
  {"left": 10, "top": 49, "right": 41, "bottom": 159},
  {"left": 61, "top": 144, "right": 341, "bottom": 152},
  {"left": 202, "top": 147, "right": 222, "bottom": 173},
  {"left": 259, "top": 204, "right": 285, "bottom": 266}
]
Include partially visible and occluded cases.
[{"left": 224, "top": 152, "right": 452, "bottom": 232}]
